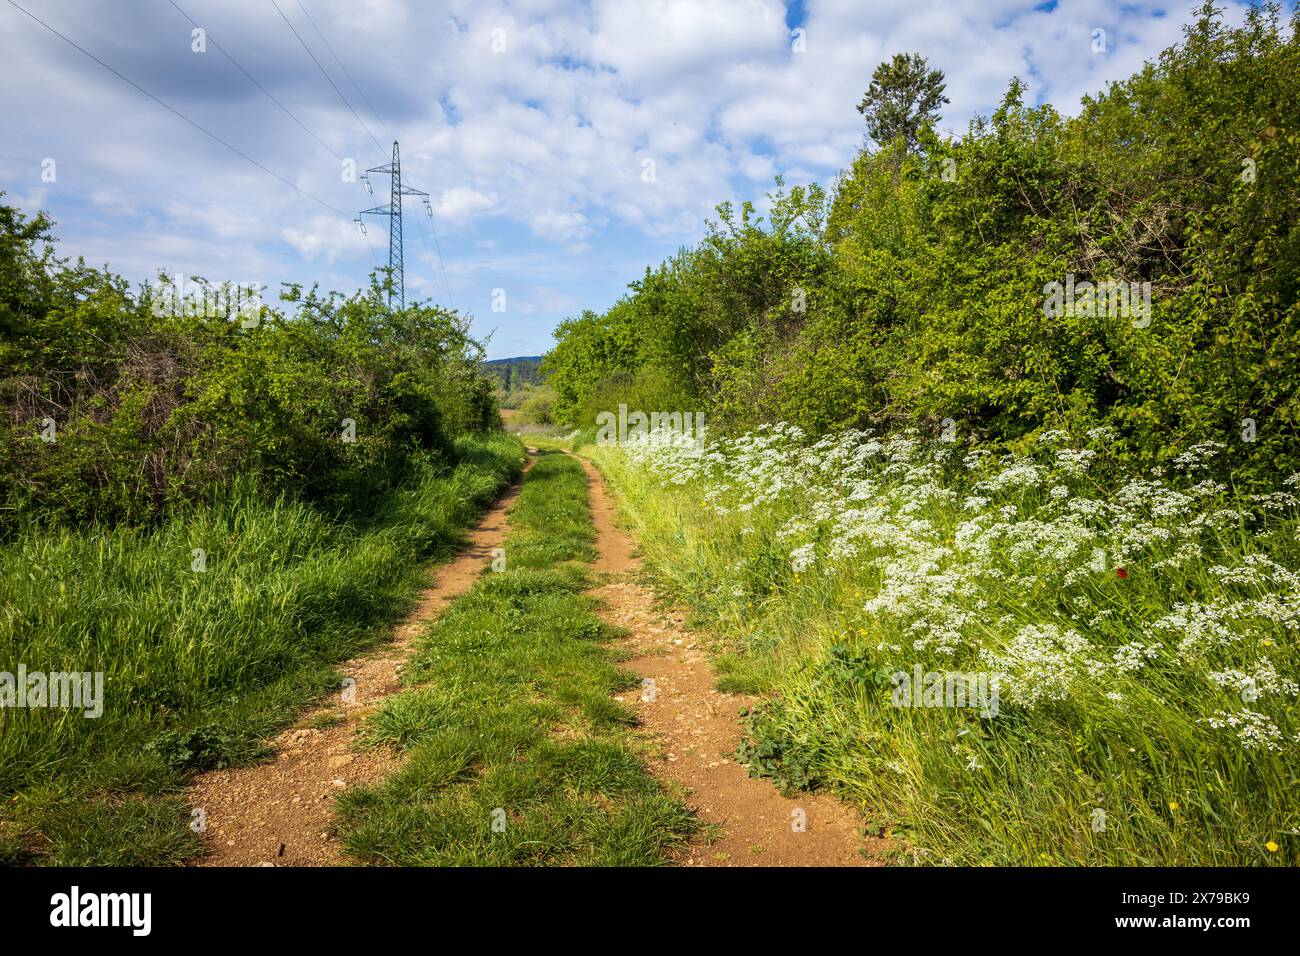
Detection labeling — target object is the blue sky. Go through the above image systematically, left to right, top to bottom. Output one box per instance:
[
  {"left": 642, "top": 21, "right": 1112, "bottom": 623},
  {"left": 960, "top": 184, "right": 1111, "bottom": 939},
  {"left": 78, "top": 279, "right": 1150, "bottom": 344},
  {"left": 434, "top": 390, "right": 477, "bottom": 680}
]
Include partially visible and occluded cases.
[{"left": 0, "top": 0, "right": 1248, "bottom": 358}]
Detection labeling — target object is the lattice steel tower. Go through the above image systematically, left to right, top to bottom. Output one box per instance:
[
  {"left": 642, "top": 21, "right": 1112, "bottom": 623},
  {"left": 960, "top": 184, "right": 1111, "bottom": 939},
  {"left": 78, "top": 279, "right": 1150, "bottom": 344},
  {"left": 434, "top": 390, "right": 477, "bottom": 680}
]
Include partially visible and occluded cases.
[{"left": 359, "top": 141, "right": 428, "bottom": 309}]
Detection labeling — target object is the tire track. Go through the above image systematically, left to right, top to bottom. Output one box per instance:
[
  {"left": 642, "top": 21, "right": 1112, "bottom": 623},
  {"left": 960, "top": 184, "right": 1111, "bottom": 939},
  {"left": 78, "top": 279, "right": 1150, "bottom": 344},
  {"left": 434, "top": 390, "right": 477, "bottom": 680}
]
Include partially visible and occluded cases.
[
  {"left": 577, "top": 454, "right": 885, "bottom": 867},
  {"left": 187, "top": 460, "right": 531, "bottom": 867}
]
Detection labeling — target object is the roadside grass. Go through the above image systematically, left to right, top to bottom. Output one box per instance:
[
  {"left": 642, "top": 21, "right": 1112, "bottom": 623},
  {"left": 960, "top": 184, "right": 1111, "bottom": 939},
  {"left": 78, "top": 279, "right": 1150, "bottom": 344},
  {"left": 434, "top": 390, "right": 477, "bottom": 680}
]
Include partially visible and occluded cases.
[
  {"left": 0, "top": 433, "right": 524, "bottom": 866},
  {"left": 586, "top": 437, "right": 1300, "bottom": 866},
  {"left": 336, "top": 451, "right": 696, "bottom": 865}
]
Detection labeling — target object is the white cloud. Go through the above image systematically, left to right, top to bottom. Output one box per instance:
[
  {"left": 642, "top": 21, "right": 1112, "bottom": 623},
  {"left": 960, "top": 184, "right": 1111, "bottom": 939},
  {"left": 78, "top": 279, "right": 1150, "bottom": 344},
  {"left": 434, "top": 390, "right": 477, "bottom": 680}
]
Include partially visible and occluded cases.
[
  {"left": 0, "top": 0, "right": 1242, "bottom": 357},
  {"left": 433, "top": 186, "right": 499, "bottom": 224},
  {"left": 529, "top": 209, "right": 592, "bottom": 242},
  {"left": 280, "top": 214, "right": 365, "bottom": 264}
]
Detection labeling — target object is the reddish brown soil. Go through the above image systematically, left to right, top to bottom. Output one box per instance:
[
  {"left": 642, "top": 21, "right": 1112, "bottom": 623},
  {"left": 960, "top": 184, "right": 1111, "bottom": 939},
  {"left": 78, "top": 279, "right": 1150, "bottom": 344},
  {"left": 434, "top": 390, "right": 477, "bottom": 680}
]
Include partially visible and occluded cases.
[
  {"left": 185, "top": 450, "right": 881, "bottom": 868},
  {"left": 578, "top": 455, "right": 886, "bottom": 867},
  {"left": 187, "top": 465, "right": 529, "bottom": 867}
]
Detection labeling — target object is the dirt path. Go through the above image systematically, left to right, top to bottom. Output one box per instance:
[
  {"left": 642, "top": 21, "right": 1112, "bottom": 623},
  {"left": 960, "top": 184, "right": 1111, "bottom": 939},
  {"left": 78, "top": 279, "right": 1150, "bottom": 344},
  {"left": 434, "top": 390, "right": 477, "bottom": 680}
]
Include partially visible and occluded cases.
[
  {"left": 578, "top": 456, "right": 883, "bottom": 867},
  {"left": 188, "top": 463, "right": 530, "bottom": 867}
]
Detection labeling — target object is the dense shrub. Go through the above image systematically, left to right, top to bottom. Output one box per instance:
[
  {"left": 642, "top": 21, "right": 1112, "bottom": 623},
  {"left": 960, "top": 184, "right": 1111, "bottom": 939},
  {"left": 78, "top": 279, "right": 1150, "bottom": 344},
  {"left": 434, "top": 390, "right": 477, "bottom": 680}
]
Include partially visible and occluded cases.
[
  {"left": 543, "top": 3, "right": 1300, "bottom": 482},
  {"left": 0, "top": 202, "right": 499, "bottom": 531}
]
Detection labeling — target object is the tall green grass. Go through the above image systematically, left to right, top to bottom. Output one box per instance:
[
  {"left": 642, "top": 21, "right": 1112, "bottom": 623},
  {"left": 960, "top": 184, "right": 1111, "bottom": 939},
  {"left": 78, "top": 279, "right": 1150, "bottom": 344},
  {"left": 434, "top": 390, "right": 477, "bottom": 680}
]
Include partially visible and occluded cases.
[
  {"left": 0, "top": 433, "right": 524, "bottom": 865},
  {"left": 587, "top": 441, "right": 1300, "bottom": 866},
  {"left": 336, "top": 452, "right": 696, "bottom": 865}
]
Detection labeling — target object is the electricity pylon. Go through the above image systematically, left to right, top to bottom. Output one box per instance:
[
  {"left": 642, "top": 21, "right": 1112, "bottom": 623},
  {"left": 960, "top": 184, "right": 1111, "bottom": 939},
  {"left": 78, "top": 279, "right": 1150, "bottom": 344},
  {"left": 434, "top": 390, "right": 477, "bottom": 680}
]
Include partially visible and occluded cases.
[{"left": 358, "top": 141, "right": 428, "bottom": 309}]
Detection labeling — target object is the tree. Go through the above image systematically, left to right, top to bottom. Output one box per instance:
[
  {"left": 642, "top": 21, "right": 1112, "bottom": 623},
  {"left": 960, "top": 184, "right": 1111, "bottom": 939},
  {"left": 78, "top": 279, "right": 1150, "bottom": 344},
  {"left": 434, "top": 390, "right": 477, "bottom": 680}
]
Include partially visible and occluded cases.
[{"left": 857, "top": 53, "right": 949, "bottom": 152}]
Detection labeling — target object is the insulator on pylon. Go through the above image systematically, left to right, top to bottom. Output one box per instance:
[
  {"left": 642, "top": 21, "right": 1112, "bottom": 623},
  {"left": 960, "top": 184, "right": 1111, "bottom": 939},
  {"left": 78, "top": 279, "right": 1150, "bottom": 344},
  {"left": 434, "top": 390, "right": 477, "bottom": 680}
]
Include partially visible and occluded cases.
[{"left": 355, "top": 218, "right": 367, "bottom": 237}]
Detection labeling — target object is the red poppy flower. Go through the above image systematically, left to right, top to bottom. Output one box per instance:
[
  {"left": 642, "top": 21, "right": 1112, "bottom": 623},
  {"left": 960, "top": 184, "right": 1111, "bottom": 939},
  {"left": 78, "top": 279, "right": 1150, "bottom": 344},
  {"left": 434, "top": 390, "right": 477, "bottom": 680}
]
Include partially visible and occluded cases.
[{"left": 1115, "top": 567, "right": 1128, "bottom": 579}]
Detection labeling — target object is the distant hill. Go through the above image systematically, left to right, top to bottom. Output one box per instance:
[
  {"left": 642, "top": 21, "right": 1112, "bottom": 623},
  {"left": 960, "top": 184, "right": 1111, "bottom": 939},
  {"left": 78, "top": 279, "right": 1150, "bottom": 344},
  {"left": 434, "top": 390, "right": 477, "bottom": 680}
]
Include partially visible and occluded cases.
[{"left": 483, "top": 356, "right": 544, "bottom": 392}]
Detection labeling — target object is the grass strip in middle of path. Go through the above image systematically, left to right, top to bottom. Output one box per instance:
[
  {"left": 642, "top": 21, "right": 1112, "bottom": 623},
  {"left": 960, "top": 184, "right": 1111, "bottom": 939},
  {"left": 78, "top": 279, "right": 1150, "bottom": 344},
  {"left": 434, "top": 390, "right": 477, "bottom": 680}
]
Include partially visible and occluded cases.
[{"left": 336, "top": 451, "right": 697, "bottom": 865}]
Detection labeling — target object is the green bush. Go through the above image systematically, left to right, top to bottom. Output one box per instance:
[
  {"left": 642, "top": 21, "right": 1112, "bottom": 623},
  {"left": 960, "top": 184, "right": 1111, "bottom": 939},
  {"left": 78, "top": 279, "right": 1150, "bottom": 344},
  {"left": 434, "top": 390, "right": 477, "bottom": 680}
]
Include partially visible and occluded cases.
[
  {"left": 543, "top": 3, "right": 1300, "bottom": 481},
  {"left": 1, "top": 203, "right": 501, "bottom": 531},
  {"left": 515, "top": 385, "right": 557, "bottom": 425}
]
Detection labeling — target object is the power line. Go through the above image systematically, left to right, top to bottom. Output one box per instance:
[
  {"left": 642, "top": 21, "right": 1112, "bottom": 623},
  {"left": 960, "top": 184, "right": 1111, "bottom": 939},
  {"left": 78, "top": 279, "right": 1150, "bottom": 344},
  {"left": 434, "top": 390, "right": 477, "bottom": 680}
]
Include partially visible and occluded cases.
[
  {"left": 4, "top": 0, "right": 351, "bottom": 218},
  {"left": 168, "top": 0, "right": 343, "bottom": 162},
  {"left": 169, "top": 0, "right": 387, "bottom": 273},
  {"left": 270, "top": 0, "right": 385, "bottom": 159},
  {"left": 293, "top": 0, "right": 394, "bottom": 143},
  {"left": 286, "top": 1, "right": 454, "bottom": 311},
  {"left": 418, "top": 201, "right": 454, "bottom": 307},
  {"left": 361, "top": 222, "right": 381, "bottom": 270}
]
